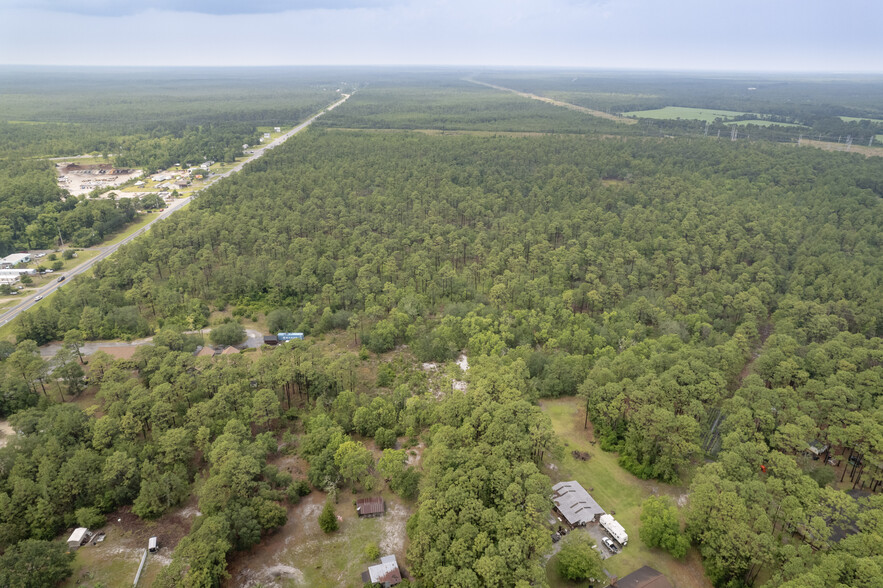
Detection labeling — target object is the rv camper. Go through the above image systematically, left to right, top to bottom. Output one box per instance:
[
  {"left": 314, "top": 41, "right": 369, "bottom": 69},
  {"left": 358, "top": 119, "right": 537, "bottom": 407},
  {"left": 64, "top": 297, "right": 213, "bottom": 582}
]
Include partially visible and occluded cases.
[{"left": 600, "top": 514, "right": 628, "bottom": 546}]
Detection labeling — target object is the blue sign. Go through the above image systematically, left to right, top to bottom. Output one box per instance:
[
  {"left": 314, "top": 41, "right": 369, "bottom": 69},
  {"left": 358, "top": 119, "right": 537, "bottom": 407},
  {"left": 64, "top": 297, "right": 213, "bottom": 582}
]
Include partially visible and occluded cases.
[{"left": 277, "top": 332, "right": 304, "bottom": 342}]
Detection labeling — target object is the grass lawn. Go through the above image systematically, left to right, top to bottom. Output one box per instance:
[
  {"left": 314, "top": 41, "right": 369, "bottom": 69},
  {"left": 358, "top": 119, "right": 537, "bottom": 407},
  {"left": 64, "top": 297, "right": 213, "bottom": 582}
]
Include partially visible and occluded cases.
[
  {"left": 622, "top": 106, "right": 752, "bottom": 122},
  {"left": 839, "top": 116, "right": 883, "bottom": 124},
  {"left": 727, "top": 120, "right": 806, "bottom": 127},
  {"left": 877, "top": 135, "right": 883, "bottom": 145},
  {"left": 100, "top": 212, "right": 161, "bottom": 247},
  {"left": 27, "top": 249, "right": 100, "bottom": 278},
  {"left": 542, "top": 397, "right": 711, "bottom": 588},
  {"left": 61, "top": 531, "right": 167, "bottom": 588}
]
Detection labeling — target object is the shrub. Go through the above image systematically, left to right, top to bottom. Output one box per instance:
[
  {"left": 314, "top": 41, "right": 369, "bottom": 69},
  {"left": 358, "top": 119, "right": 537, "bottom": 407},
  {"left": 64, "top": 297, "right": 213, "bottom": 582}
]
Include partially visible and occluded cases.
[
  {"left": 209, "top": 322, "right": 246, "bottom": 346},
  {"left": 375, "top": 427, "right": 397, "bottom": 450},
  {"left": 318, "top": 500, "right": 338, "bottom": 533},
  {"left": 75, "top": 506, "right": 106, "bottom": 529},
  {"left": 556, "top": 532, "right": 603, "bottom": 582},
  {"left": 364, "top": 542, "right": 380, "bottom": 561}
]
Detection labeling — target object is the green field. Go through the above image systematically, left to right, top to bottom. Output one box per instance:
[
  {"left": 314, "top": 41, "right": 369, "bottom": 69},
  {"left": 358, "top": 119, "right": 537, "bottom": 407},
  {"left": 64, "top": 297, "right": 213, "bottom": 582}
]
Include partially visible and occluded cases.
[
  {"left": 622, "top": 106, "right": 752, "bottom": 122},
  {"left": 839, "top": 116, "right": 883, "bottom": 124},
  {"left": 726, "top": 120, "right": 805, "bottom": 127},
  {"left": 877, "top": 134, "right": 883, "bottom": 145},
  {"left": 100, "top": 211, "right": 162, "bottom": 247},
  {"left": 542, "top": 398, "right": 712, "bottom": 588}
]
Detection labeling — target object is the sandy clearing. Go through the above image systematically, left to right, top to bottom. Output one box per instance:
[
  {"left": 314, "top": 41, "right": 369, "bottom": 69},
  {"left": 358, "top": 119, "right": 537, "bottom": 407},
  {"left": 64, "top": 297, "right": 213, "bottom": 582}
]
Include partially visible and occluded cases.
[{"left": 0, "top": 420, "right": 14, "bottom": 448}]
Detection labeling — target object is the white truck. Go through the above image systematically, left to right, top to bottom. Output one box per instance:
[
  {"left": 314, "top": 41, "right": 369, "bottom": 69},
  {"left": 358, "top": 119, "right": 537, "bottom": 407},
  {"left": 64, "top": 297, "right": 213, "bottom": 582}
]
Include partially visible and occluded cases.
[{"left": 600, "top": 514, "right": 628, "bottom": 546}]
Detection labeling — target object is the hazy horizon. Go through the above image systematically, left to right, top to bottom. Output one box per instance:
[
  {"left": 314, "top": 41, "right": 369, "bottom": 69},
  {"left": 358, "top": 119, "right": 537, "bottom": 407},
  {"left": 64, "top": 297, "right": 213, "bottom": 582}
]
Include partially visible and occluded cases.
[{"left": 1, "top": 0, "right": 880, "bottom": 72}]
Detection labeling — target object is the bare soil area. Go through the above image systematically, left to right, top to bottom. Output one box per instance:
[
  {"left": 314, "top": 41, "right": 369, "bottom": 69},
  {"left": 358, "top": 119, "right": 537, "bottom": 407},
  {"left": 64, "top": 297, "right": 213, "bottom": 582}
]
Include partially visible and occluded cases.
[
  {"left": 0, "top": 420, "right": 14, "bottom": 448},
  {"left": 224, "top": 489, "right": 413, "bottom": 588}
]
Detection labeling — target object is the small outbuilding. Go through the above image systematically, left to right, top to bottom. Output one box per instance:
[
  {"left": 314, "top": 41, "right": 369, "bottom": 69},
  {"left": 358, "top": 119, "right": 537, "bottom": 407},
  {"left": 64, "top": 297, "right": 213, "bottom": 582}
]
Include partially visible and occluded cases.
[
  {"left": 263, "top": 334, "right": 279, "bottom": 346},
  {"left": 195, "top": 346, "right": 216, "bottom": 358},
  {"left": 221, "top": 346, "right": 240, "bottom": 355},
  {"left": 552, "top": 480, "right": 606, "bottom": 526},
  {"left": 356, "top": 496, "right": 385, "bottom": 517},
  {"left": 67, "top": 527, "right": 89, "bottom": 550},
  {"left": 149, "top": 536, "right": 158, "bottom": 552},
  {"left": 361, "top": 555, "right": 402, "bottom": 587},
  {"left": 611, "top": 565, "right": 672, "bottom": 588}
]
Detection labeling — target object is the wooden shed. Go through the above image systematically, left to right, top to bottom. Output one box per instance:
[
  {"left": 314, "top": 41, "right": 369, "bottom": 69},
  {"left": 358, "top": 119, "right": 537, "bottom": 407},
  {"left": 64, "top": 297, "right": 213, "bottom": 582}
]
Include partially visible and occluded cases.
[{"left": 356, "top": 497, "right": 385, "bottom": 517}]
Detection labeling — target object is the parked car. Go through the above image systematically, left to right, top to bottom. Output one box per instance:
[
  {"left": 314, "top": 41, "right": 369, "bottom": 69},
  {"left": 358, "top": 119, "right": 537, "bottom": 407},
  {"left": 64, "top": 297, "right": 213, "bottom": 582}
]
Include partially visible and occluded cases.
[{"left": 602, "top": 536, "right": 619, "bottom": 553}]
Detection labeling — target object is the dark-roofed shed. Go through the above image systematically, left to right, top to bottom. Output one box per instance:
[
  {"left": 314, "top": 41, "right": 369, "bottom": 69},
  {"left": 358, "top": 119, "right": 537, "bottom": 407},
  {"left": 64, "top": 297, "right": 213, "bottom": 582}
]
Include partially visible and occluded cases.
[{"left": 356, "top": 497, "right": 385, "bottom": 517}]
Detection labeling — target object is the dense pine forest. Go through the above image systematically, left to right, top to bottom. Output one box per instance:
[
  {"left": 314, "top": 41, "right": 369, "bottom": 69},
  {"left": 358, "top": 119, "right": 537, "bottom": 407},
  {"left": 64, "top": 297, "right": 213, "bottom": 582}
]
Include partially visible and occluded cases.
[{"left": 0, "top": 70, "right": 882, "bottom": 588}]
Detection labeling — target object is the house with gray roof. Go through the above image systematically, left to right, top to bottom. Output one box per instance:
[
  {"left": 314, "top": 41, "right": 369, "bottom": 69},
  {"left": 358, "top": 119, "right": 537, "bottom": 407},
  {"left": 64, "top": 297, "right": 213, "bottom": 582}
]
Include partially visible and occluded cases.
[{"left": 552, "top": 480, "right": 606, "bottom": 526}]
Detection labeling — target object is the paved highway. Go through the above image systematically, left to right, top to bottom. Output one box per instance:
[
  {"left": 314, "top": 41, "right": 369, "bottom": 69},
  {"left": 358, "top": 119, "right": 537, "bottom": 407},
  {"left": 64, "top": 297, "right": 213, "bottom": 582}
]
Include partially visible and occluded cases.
[{"left": 0, "top": 93, "right": 350, "bottom": 329}]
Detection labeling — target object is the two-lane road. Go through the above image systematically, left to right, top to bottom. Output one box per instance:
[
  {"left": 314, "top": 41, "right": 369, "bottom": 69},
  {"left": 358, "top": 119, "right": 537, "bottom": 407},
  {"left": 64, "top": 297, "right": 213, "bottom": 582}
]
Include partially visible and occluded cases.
[{"left": 0, "top": 93, "right": 350, "bottom": 329}]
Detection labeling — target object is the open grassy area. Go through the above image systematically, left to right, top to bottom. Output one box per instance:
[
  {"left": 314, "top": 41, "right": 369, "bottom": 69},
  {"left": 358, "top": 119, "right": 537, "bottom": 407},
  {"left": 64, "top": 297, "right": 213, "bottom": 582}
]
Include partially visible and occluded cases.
[
  {"left": 622, "top": 106, "right": 752, "bottom": 122},
  {"left": 839, "top": 116, "right": 883, "bottom": 124},
  {"left": 727, "top": 120, "right": 806, "bottom": 127},
  {"left": 100, "top": 211, "right": 161, "bottom": 247},
  {"left": 21, "top": 249, "right": 101, "bottom": 289},
  {"left": 542, "top": 397, "right": 711, "bottom": 588},
  {"left": 224, "top": 487, "right": 413, "bottom": 588},
  {"left": 62, "top": 538, "right": 166, "bottom": 588}
]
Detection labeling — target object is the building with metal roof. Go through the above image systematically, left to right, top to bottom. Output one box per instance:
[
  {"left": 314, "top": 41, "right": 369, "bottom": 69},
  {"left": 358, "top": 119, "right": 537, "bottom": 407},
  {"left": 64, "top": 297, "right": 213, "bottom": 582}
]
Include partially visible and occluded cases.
[{"left": 552, "top": 480, "right": 606, "bottom": 526}]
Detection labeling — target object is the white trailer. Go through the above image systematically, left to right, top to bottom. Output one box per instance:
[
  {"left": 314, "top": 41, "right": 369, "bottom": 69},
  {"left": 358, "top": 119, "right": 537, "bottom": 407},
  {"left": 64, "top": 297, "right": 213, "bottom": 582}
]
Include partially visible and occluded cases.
[{"left": 600, "top": 514, "right": 628, "bottom": 546}]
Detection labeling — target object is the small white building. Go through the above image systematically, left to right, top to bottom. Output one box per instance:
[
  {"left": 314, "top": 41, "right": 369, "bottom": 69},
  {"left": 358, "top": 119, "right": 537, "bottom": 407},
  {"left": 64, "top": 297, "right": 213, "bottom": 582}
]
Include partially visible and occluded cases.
[
  {"left": 274, "top": 127, "right": 281, "bottom": 133},
  {"left": 0, "top": 253, "right": 31, "bottom": 269},
  {"left": 0, "top": 268, "right": 36, "bottom": 285},
  {"left": 67, "top": 527, "right": 89, "bottom": 550},
  {"left": 362, "top": 555, "right": 402, "bottom": 587}
]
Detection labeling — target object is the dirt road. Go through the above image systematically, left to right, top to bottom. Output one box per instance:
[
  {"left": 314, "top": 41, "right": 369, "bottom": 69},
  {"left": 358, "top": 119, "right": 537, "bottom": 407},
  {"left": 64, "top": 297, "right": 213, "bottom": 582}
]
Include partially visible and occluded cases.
[{"left": 466, "top": 79, "right": 637, "bottom": 124}]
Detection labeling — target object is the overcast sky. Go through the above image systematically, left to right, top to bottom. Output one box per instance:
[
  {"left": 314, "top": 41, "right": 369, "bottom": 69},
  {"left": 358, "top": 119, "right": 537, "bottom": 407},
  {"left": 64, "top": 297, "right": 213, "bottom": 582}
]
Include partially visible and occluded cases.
[{"left": 0, "top": 0, "right": 880, "bottom": 71}]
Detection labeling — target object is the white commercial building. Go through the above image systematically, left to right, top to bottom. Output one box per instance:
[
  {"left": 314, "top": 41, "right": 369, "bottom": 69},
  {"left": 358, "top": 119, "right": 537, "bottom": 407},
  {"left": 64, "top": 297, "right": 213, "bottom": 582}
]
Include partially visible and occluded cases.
[
  {"left": 0, "top": 253, "right": 31, "bottom": 269},
  {"left": 0, "top": 268, "right": 35, "bottom": 285}
]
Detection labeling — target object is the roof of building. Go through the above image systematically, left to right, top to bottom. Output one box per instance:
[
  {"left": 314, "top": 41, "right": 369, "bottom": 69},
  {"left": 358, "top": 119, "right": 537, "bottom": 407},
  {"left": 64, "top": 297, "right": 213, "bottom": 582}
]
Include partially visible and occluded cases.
[
  {"left": 1, "top": 253, "right": 30, "bottom": 265},
  {"left": 195, "top": 346, "right": 215, "bottom": 357},
  {"left": 221, "top": 346, "right": 240, "bottom": 355},
  {"left": 552, "top": 480, "right": 605, "bottom": 525},
  {"left": 356, "top": 496, "right": 385, "bottom": 516},
  {"left": 68, "top": 527, "right": 89, "bottom": 543},
  {"left": 368, "top": 555, "right": 402, "bottom": 585},
  {"left": 614, "top": 566, "right": 673, "bottom": 588}
]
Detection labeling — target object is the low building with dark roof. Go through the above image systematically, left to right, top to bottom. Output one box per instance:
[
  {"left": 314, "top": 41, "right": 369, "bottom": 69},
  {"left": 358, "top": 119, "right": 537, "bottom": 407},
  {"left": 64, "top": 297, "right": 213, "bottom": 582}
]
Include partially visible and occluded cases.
[
  {"left": 263, "top": 334, "right": 279, "bottom": 345},
  {"left": 552, "top": 480, "right": 605, "bottom": 526},
  {"left": 356, "top": 496, "right": 385, "bottom": 517},
  {"left": 611, "top": 566, "right": 673, "bottom": 588}
]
